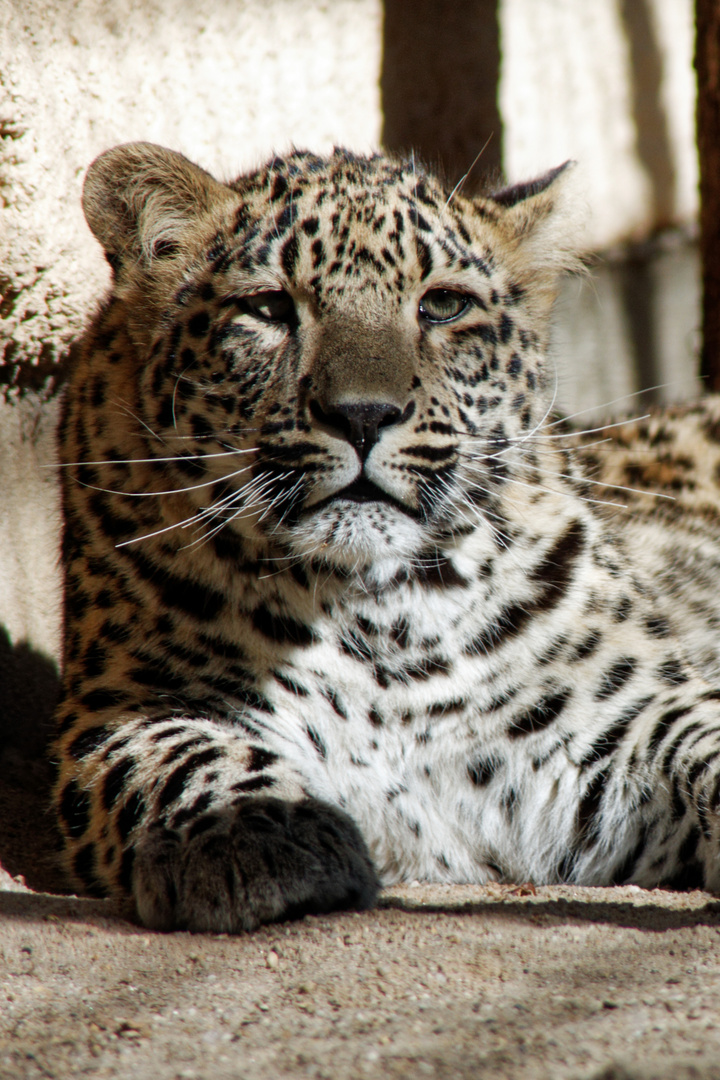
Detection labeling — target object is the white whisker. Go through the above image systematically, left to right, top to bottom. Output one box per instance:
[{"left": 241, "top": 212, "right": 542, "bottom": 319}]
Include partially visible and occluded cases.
[
  {"left": 443, "top": 135, "right": 493, "bottom": 209},
  {"left": 547, "top": 384, "right": 673, "bottom": 428},
  {"left": 531, "top": 415, "right": 652, "bottom": 440},
  {"left": 55, "top": 447, "right": 257, "bottom": 468},
  {"left": 74, "top": 462, "right": 255, "bottom": 499}
]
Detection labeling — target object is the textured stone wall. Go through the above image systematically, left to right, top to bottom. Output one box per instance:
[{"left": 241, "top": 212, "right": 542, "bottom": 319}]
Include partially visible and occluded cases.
[{"left": 0, "top": 0, "right": 383, "bottom": 389}]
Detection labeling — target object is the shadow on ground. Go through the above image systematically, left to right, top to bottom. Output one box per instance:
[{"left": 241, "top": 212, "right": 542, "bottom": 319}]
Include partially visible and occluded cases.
[{"left": 0, "top": 625, "right": 66, "bottom": 893}]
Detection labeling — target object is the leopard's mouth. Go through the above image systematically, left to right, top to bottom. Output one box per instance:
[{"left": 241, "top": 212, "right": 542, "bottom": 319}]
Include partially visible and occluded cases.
[
  {"left": 307, "top": 474, "right": 421, "bottom": 519},
  {"left": 334, "top": 476, "right": 394, "bottom": 503}
]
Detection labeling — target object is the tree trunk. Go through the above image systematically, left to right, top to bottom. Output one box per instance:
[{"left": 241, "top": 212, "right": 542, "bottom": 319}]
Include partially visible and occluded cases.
[
  {"left": 380, "top": 0, "right": 502, "bottom": 188},
  {"left": 696, "top": 0, "right": 720, "bottom": 390}
]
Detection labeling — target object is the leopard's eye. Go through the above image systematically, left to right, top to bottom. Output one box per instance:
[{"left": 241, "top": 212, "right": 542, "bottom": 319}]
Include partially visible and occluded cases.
[
  {"left": 418, "top": 289, "right": 469, "bottom": 323},
  {"left": 236, "top": 290, "right": 296, "bottom": 325}
]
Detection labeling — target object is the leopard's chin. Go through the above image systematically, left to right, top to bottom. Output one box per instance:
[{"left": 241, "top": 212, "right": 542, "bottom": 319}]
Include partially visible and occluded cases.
[{"left": 278, "top": 498, "right": 431, "bottom": 577}]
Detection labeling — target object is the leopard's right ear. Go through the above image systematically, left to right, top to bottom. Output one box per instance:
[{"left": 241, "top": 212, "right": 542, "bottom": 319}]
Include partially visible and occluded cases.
[{"left": 82, "top": 142, "right": 237, "bottom": 271}]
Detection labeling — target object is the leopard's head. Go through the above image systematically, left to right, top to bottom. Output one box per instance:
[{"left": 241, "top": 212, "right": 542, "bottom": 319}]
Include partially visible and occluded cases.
[{"left": 82, "top": 142, "right": 581, "bottom": 580}]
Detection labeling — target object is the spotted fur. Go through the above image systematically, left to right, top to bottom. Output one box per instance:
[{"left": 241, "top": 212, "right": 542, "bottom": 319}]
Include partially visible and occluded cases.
[{"left": 54, "top": 142, "right": 720, "bottom": 932}]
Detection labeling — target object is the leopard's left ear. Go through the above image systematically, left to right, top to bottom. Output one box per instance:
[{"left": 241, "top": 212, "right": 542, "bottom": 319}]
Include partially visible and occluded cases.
[
  {"left": 489, "top": 161, "right": 574, "bottom": 212},
  {"left": 483, "top": 162, "right": 585, "bottom": 309}
]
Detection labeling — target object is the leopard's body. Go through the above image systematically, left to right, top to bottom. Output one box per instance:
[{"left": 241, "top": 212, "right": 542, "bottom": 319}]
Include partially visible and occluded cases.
[{"left": 54, "top": 142, "right": 720, "bottom": 931}]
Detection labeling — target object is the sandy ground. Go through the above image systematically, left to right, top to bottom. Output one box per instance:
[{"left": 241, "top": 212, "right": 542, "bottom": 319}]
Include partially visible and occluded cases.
[{"left": 3, "top": 743, "right": 720, "bottom": 1079}]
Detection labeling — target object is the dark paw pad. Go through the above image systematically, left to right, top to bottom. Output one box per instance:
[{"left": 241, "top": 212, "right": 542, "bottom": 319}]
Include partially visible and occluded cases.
[{"left": 132, "top": 797, "right": 379, "bottom": 932}]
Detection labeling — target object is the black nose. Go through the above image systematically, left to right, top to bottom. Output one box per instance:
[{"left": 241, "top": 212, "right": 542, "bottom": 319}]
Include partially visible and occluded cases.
[{"left": 310, "top": 400, "right": 412, "bottom": 460}]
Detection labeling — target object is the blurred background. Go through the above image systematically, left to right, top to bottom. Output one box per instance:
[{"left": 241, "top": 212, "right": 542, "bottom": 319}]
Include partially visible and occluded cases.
[{"left": 0, "top": 0, "right": 702, "bottom": 419}]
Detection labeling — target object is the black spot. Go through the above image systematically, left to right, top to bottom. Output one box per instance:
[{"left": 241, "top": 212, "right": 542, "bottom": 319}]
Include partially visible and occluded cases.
[
  {"left": 270, "top": 172, "right": 288, "bottom": 200},
  {"left": 281, "top": 233, "right": 299, "bottom": 277},
  {"left": 415, "top": 236, "right": 432, "bottom": 280},
  {"left": 188, "top": 311, "right": 210, "bottom": 337},
  {"left": 498, "top": 312, "right": 514, "bottom": 343},
  {"left": 90, "top": 375, "right": 107, "bottom": 408},
  {"left": 530, "top": 520, "right": 585, "bottom": 607},
  {"left": 124, "top": 551, "right": 226, "bottom": 621},
  {"left": 413, "top": 557, "right": 469, "bottom": 590},
  {"left": 290, "top": 562, "right": 310, "bottom": 589},
  {"left": 614, "top": 596, "right": 633, "bottom": 622},
  {"left": 251, "top": 604, "right": 315, "bottom": 647},
  {"left": 356, "top": 616, "right": 379, "bottom": 637},
  {"left": 99, "top": 618, "right": 133, "bottom": 645},
  {"left": 390, "top": 619, "right": 410, "bottom": 649},
  {"left": 340, "top": 630, "right": 373, "bottom": 663},
  {"left": 571, "top": 630, "right": 602, "bottom": 661},
  {"left": 198, "top": 633, "right": 247, "bottom": 662},
  {"left": 404, "top": 656, "right": 450, "bottom": 681},
  {"left": 595, "top": 658, "right": 636, "bottom": 699},
  {"left": 657, "top": 658, "right": 689, "bottom": 684},
  {"left": 129, "top": 662, "right": 187, "bottom": 693},
  {"left": 273, "top": 671, "right": 310, "bottom": 696},
  {"left": 236, "top": 686, "right": 275, "bottom": 714},
  {"left": 79, "top": 688, "right": 133, "bottom": 712},
  {"left": 323, "top": 688, "right": 348, "bottom": 719},
  {"left": 507, "top": 689, "right": 570, "bottom": 738},
  {"left": 580, "top": 697, "right": 653, "bottom": 766},
  {"left": 428, "top": 699, "right": 466, "bottom": 717},
  {"left": 648, "top": 706, "right": 693, "bottom": 755},
  {"left": 68, "top": 725, "right": 109, "bottom": 760},
  {"left": 150, "top": 725, "right": 187, "bottom": 743},
  {"left": 306, "top": 726, "right": 327, "bottom": 758},
  {"left": 161, "top": 735, "right": 211, "bottom": 766},
  {"left": 248, "top": 746, "right": 278, "bottom": 772},
  {"left": 156, "top": 748, "right": 223, "bottom": 810},
  {"left": 102, "top": 757, "right": 135, "bottom": 811},
  {"left": 467, "top": 758, "right": 499, "bottom": 786},
  {"left": 577, "top": 766, "right": 610, "bottom": 840},
  {"left": 231, "top": 774, "right": 275, "bottom": 793},
  {"left": 59, "top": 780, "right": 91, "bottom": 838},
  {"left": 502, "top": 787, "right": 519, "bottom": 816},
  {"left": 116, "top": 790, "right": 145, "bottom": 841},
  {"left": 172, "top": 790, "right": 213, "bottom": 829},
  {"left": 662, "top": 826, "right": 703, "bottom": 890},
  {"left": 118, "top": 845, "right": 135, "bottom": 895}
]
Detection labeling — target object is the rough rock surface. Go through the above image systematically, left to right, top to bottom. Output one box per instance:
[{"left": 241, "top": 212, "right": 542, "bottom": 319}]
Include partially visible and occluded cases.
[
  {"left": 2, "top": 759, "right": 720, "bottom": 1080},
  {"left": 2, "top": 876, "right": 720, "bottom": 1080}
]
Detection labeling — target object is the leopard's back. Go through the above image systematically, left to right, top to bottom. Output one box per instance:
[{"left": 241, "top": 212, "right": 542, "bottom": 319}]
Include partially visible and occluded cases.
[{"left": 572, "top": 399, "right": 720, "bottom": 679}]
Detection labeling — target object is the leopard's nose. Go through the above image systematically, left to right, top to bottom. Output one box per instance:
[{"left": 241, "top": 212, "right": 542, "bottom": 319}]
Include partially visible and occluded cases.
[{"left": 309, "top": 399, "right": 414, "bottom": 461}]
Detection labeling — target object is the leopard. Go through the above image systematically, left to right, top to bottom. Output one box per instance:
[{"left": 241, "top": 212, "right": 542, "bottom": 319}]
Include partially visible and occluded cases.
[{"left": 53, "top": 140, "right": 720, "bottom": 933}]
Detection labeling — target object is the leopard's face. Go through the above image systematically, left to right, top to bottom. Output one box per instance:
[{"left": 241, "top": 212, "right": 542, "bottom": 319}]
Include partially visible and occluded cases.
[{"left": 84, "top": 146, "right": 575, "bottom": 577}]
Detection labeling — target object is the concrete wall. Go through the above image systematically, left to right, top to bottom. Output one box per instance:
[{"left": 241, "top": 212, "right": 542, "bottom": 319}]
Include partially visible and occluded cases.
[{"left": 0, "top": 0, "right": 383, "bottom": 385}]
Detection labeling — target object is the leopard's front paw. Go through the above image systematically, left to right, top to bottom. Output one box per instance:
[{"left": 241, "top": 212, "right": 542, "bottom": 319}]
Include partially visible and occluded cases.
[{"left": 131, "top": 796, "right": 380, "bottom": 932}]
